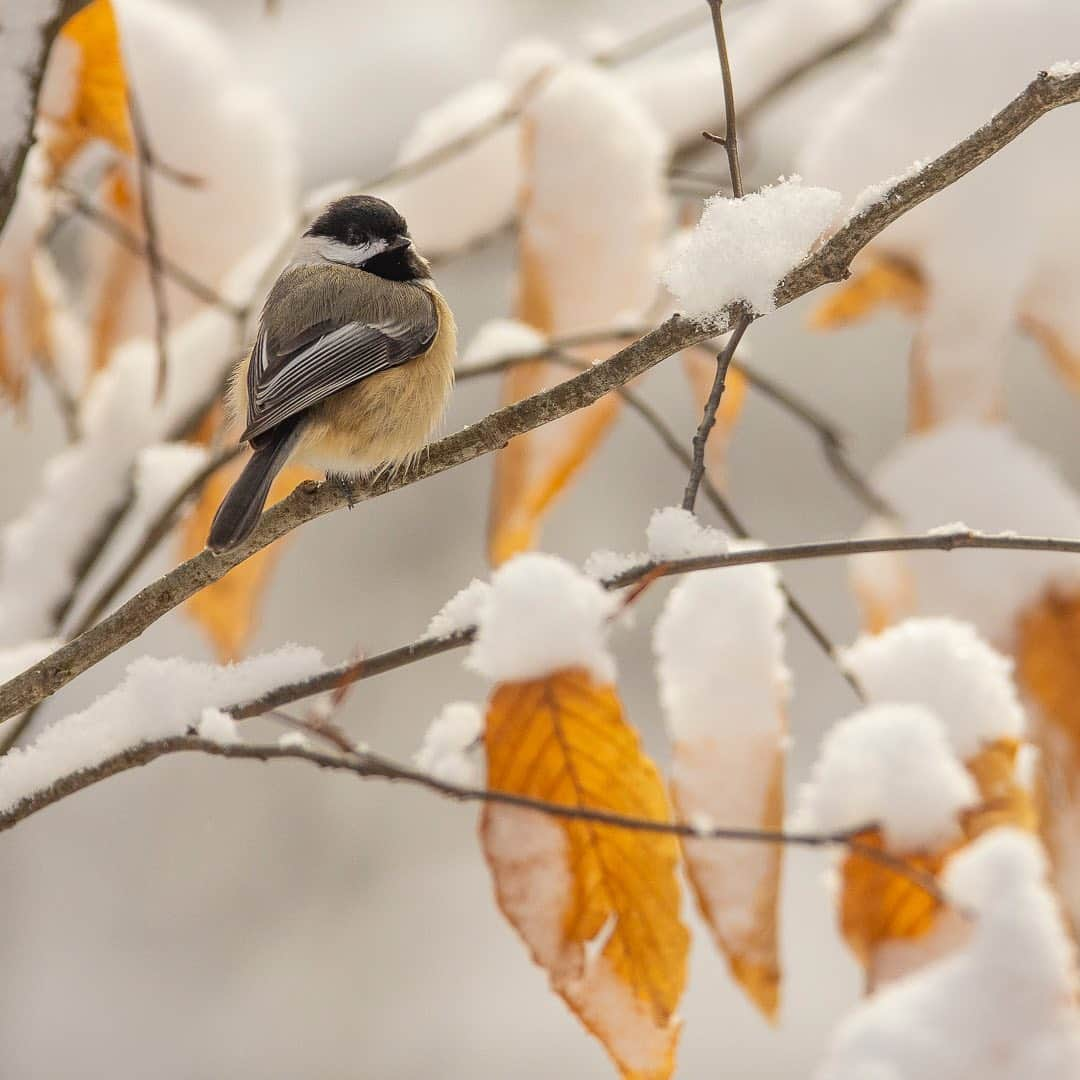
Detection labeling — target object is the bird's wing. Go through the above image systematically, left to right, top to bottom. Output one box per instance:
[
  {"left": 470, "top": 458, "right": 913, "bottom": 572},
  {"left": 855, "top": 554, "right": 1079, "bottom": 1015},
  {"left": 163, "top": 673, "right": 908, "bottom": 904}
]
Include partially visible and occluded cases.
[{"left": 242, "top": 289, "right": 437, "bottom": 443}]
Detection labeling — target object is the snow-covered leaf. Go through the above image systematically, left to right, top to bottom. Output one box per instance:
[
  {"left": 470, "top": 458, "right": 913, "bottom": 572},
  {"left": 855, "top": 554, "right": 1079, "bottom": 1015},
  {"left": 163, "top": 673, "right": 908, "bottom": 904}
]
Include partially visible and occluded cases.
[
  {"left": 801, "top": 0, "right": 1080, "bottom": 428},
  {"left": 488, "top": 59, "right": 669, "bottom": 564},
  {"left": 654, "top": 532, "right": 789, "bottom": 1019}
]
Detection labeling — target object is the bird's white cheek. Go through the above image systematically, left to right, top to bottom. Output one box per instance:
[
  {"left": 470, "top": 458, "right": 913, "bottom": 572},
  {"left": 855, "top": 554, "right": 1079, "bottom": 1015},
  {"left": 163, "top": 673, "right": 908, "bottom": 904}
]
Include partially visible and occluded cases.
[{"left": 319, "top": 238, "right": 388, "bottom": 266}]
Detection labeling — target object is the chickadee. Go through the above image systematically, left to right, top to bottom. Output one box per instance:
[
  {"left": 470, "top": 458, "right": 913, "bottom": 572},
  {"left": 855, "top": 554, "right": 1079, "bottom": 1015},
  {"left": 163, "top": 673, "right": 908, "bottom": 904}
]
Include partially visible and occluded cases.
[{"left": 207, "top": 195, "right": 456, "bottom": 553}]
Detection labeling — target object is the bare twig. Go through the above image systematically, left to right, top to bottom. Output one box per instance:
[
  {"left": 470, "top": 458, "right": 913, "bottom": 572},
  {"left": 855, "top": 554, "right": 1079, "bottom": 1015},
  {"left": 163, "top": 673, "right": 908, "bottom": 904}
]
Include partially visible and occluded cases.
[
  {"left": 683, "top": 0, "right": 751, "bottom": 512},
  {"left": 0, "top": 70, "right": 1076, "bottom": 724},
  {"left": 126, "top": 92, "right": 171, "bottom": 399},
  {"left": 59, "top": 184, "right": 246, "bottom": 316},
  {"left": 682, "top": 315, "right": 749, "bottom": 510},
  {"left": 463, "top": 348, "right": 854, "bottom": 692},
  {"left": 712, "top": 350, "right": 896, "bottom": 517},
  {"left": 70, "top": 445, "right": 243, "bottom": 636},
  {"left": 229, "top": 526, "right": 1080, "bottom": 721},
  {"left": 0, "top": 720, "right": 947, "bottom": 906}
]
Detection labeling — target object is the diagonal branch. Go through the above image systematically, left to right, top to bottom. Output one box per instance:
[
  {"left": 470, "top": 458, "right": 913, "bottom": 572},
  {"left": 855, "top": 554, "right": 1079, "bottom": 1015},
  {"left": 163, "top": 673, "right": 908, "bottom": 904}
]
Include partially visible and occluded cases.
[
  {"left": 0, "top": 68, "right": 1077, "bottom": 724},
  {"left": 229, "top": 526, "right": 1080, "bottom": 720},
  {"left": 0, "top": 719, "right": 948, "bottom": 906}
]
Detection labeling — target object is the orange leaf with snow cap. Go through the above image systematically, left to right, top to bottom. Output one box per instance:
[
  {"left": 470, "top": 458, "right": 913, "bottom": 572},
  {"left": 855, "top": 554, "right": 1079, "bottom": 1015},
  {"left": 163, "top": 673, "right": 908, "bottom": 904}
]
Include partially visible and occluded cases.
[
  {"left": 487, "top": 56, "right": 669, "bottom": 565},
  {"left": 653, "top": 512, "right": 788, "bottom": 1019},
  {"left": 471, "top": 554, "right": 688, "bottom": 1079},
  {"left": 827, "top": 619, "right": 1039, "bottom": 989}
]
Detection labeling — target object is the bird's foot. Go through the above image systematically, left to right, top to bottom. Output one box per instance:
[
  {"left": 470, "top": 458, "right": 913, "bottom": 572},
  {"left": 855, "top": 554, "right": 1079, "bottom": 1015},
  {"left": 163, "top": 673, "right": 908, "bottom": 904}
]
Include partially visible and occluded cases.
[{"left": 330, "top": 473, "right": 359, "bottom": 509}]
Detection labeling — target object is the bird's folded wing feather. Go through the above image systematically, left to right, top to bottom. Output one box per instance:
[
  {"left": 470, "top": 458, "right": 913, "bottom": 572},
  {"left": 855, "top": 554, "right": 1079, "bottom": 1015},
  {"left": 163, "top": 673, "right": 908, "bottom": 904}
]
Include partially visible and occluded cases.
[{"left": 242, "top": 277, "right": 437, "bottom": 442}]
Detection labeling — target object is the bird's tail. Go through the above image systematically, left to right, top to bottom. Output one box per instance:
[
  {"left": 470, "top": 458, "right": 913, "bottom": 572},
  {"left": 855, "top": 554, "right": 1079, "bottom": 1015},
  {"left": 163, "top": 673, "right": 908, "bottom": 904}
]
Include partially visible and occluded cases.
[{"left": 207, "top": 421, "right": 302, "bottom": 553}]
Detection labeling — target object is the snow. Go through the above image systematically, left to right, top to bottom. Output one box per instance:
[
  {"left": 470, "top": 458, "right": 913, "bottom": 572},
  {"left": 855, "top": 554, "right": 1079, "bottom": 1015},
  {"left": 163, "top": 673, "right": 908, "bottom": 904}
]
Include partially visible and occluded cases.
[
  {"left": 106, "top": 0, "right": 297, "bottom": 326},
  {"left": 800, "top": 0, "right": 1080, "bottom": 423},
  {"left": 0, "top": 5, "right": 59, "bottom": 176},
  {"left": 376, "top": 39, "right": 564, "bottom": 259},
  {"left": 520, "top": 58, "right": 669, "bottom": 333},
  {"left": 1047, "top": 60, "right": 1080, "bottom": 77},
  {"left": 377, "top": 79, "right": 521, "bottom": 258},
  {"left": 662, "top": 178, "right": 842, "bottom": 317},
  {"left": 0, "top": 307, "right": 239, "bottom": 646},
  {"left": 460, "top": 319, "right": 547, "bottom": 370},
  {"left": 851, "top": 424, "right": 1080, "bottom": 646},
  {"left": 62, "top": 442, "right": 210, "bottom": 633},
  {"left": 646, "top": 507, "right": 729, "bottom": 561},
  {"left": 655, "top": 547, "right": 789, "bottom": 972},
  {"left": 583, "top": 548, "right": 646, "bottom": 582},
  {"left": 655, "top": 552, "right": 789, "bottom": 743},
  {"left": 466, "top": 554, "right": 617, "bottom": 684},
  {"left": 426, "top": 579, "right": 492, "bottom": 639},
  {"left": 842, "top": 618, "right": 1024, "bottom": 759},
  {"left": 0, "top": 639, "right": 61, "bottom": 684},
  {"left": 0, "top": 645, "right": 324, "bottom": 816},
  {"left": 414, "top": 702, "right": 484, "bottom": 787},
  {"left": 797, "top": 703, "right": 978, "bottom": 852},
  {"left": 197, "top": 708, "right": 241, "bottom": 746},
  {"left": 277, "top": 730, "right": 310, "bottom": 751},
  {"left": 818, "top": 830, "right": 1080, "bottom": 1080}
]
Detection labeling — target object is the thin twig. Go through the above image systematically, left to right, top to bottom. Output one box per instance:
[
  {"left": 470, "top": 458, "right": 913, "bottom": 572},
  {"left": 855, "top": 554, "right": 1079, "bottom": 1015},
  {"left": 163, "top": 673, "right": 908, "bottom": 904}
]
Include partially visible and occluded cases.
[
  {"left": 683, "top": 0, "right": 751, "bottom": 513},
  {"left": 0, "top": 70, "right": 1076, "bottom": 724},
  {"left": 126, "top": 91, "right": 170, "bottom": 400},
  {"left": 59, "top": 184, "right": 246, "bottom": 316},
  {"left": 682, "top": 315, "right": 749, "bottom": 510},
  {"left": 462, "top": 349, "right": 855, "bottom": 693},
  {"left": 708, "top": 349, "right": 896, "bottom": 517},
  {"left": 35, "top": 359, "right": 81, "bottom": 443},
  {"left": 69, "top": 445, "right": 243, "bottom": 636},
  {"left": 227, "top": 526, "right": 1080, "bottom": 721},
  {"left": 0, "top": 722, "right": 948, "bottom": 907}
]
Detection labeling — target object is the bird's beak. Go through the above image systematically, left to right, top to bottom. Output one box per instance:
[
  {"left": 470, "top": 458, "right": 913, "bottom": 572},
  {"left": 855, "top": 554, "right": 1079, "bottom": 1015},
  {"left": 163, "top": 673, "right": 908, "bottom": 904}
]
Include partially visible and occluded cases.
[{"left": 385, "top": 235, "right": 412, "bottom": 252}]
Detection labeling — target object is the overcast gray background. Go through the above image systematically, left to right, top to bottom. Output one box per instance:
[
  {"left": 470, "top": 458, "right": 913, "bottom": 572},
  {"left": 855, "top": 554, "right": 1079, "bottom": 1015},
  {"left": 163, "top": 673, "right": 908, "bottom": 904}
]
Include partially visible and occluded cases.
[{"left": 0, "top": 1, "right": 1075, "bottom": 1077}]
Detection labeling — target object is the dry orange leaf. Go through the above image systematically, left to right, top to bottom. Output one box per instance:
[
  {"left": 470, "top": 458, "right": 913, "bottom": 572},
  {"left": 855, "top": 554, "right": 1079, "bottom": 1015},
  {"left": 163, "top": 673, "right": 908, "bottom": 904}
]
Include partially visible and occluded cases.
[
  {"left": 44, "top": 0, "right": 132, "bottom": 174},
  {"left": 488, "top": 71, "right": 666, "bottom": 565},
  {"left": 487, "top": 226, "right": 623, "bottom": 565},
  {"left": 809, "top": 255, "right": 926, "bottom": 331},
  {"left": 181, "top": 458, "right": 316, "bottom": 661},
  {"left": 1017, "top": 589, "right": 1080, "bottom": 933},
  {"left": 481, "top": 668, "right": 688, "bottom": 1080},
  {"left": 671, "top": 736, "right": 782, "bottom": 1020},
  {"left": 839, "top": 736, "right": 1037, "bottom": 990},
  {"left": 839, "top": 831, "right": 944, "bottom": 969}
]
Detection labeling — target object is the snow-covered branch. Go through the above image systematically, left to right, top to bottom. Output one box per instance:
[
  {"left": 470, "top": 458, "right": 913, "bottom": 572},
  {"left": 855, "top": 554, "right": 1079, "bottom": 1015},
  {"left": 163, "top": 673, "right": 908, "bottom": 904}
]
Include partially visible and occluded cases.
[
  {"left": 0, "top": 67, "right": 1078, "bottom": 726},
  {"left": 0, "top": 682, "right": 947, "bottom": 909}
]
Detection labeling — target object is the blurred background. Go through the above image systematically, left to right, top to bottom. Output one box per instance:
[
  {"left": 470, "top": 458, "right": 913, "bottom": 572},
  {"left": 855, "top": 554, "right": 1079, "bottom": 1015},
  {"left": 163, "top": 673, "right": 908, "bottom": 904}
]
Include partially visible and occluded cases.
[{"left": 0, "top": 1, "right": 1075, "bottom": 1076}]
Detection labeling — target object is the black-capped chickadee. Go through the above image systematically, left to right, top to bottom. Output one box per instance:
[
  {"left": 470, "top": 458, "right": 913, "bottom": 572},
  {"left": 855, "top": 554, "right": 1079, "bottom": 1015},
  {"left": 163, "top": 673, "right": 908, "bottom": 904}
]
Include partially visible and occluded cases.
[{"left": 207, "top": 195, "right": 456, "bottom": 553}]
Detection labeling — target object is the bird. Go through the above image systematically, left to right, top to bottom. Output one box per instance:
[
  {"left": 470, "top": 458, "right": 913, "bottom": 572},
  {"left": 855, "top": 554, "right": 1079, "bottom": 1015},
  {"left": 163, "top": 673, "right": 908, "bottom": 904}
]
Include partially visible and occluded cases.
[{"left": 207, "top": 195, "right": 456, "bottom": 553}]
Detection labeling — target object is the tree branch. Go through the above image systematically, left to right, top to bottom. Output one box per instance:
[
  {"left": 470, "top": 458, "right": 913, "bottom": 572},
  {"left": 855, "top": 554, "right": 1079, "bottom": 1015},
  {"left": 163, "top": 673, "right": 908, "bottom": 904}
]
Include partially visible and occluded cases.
[
  {"left": 683, "top": 0, "right": 751, "bottom": 512},
  {"left": 0, "top": 68, "right": 1077, "bottom": 724},
  {"left": 228, "top": 526, "right": 1080, "bottom": 721},
  {"left": 0, "top": 721, "right": 948, "bottom": 906}
]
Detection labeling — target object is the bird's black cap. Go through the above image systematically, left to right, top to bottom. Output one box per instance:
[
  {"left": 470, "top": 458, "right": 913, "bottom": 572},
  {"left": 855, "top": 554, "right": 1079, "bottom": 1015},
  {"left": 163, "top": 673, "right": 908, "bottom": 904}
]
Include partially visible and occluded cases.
[{"left": 305, "top": 194, "right": 409, "bottom": 246}]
